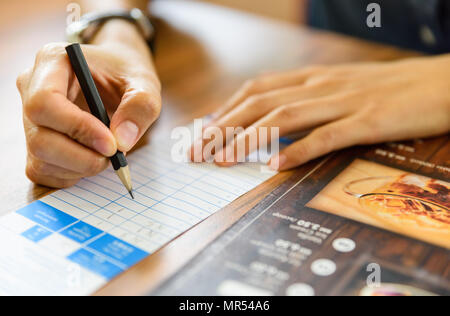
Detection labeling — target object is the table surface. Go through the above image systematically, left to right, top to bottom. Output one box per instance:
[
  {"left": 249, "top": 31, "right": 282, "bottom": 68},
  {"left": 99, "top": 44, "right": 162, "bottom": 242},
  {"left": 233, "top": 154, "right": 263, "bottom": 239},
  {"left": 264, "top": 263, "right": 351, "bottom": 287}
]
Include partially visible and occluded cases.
[{"left": 0, "top": 0, "right": 421, "bottom": 295}]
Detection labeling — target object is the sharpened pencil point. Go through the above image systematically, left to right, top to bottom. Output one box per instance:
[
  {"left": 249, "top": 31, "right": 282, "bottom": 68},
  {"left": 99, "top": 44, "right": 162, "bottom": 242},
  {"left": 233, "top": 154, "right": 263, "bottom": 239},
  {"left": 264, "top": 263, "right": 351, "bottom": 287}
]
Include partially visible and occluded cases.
[{"left": 115, "top": 166, "right": 134, "bottom": 200}]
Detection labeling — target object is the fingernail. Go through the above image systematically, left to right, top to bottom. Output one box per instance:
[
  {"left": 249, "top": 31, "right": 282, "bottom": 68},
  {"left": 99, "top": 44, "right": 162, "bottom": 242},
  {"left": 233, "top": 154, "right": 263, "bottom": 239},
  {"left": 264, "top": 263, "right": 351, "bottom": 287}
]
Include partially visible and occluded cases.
[
  {"left": 115, "top": 121, "right": 139, "bottom": 152},
  {"left": 92, "top": 138, "right": 116, "bottom": 157},
  {"left": 269, "top": 154, "right": 287, "bottom": 171}
]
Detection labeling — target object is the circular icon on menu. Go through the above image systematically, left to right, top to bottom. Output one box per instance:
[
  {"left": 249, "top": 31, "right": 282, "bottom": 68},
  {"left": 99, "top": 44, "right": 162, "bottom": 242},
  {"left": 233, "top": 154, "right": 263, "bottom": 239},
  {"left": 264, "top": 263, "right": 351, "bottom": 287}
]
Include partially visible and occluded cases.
[
  {"left": 332, "top": 238, "right": 356, "bottom": 253},
  {"left": 311, "top": 259, "right": 336, "bottom": 277},
  {"left": 286, "top": 283, "right": 315, "bottom": 296}
]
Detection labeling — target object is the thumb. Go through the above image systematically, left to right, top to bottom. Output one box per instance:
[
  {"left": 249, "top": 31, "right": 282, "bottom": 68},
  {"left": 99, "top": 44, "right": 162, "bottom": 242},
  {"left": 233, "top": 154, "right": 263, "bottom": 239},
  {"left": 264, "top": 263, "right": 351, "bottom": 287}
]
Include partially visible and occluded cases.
[{"left": 110, "top": 77, "right": 161, "bottom": 152}]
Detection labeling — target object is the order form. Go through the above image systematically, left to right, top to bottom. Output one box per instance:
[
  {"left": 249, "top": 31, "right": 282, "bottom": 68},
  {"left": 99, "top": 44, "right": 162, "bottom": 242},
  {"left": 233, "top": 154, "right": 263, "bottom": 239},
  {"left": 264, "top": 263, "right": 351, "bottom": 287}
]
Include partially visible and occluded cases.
[{"left": 0, "top": 140, "right": 276, "bottom": 295}]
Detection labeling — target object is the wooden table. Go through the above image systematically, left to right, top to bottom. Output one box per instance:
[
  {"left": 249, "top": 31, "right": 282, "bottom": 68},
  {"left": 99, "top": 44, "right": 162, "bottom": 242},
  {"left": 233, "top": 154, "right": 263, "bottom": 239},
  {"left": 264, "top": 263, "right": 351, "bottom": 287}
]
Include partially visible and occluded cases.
[{"left": 0, "top": 0, "right": 421, "bottom": 295}]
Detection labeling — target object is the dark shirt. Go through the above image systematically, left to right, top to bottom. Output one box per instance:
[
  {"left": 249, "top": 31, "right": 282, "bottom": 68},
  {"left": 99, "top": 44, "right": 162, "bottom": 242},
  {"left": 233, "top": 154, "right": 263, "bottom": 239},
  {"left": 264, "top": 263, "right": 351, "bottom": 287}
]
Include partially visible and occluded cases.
[{"left": 308, "top": 0, "right": 450, "bottom": 54}]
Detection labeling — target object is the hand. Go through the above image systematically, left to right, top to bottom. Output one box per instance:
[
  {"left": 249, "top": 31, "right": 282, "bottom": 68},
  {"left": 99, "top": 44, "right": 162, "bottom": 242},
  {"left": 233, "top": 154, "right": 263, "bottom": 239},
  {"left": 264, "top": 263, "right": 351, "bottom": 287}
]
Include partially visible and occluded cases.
[
  {"left": 17, "top": 35, "right": 161, "bottom": 188},
  {"left": 191, "top": 55, "right": 450, "bottom": 170}
]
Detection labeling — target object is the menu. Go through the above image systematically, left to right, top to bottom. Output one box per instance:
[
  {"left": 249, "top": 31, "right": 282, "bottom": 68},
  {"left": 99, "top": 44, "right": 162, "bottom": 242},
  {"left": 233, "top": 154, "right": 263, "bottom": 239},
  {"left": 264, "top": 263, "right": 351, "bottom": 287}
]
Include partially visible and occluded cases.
[{"left": 153, "top": 136, "right": 450, "bottom": 296}]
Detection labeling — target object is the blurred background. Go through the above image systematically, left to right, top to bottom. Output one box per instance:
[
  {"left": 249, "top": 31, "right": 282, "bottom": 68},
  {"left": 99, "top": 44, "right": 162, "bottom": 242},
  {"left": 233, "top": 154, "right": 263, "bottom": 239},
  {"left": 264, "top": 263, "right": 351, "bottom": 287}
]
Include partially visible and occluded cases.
[
  {"left": 0, "top": 0, "right": 309, "bottom": 197},
  {"left": 0, "top": 0, "right": 415, "bottom": 207},
  {"left": 203, "top": 0, "right": 306, "bottom": 23}
]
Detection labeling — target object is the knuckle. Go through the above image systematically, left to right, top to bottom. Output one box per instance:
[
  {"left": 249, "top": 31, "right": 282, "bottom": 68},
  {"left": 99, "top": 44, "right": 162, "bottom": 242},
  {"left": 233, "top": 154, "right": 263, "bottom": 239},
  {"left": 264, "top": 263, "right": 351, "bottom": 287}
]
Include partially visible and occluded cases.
[
  {"left": 36, "top": 43, "right": 67, "bottom": 62},
  {"left": 301, "top": 65, "right": 325, "bottom": 78},
  {"left": 16, "top": 69, "right": 31, "bottom": 92},
  {"left": 306, "top": 74, "right": 335, "bottom": 87},
  {"left": 16, "top": 76, "right": 24, "bottom": 92},
  {"left": 234, "top": 79, "right": 264, "bottom": 104},
  {"left": 242, "top": 79, "right": 261, "bottom": 92},
  {"left": 24, "top": 89, "right": 51, "bottom": 122},
  {"left": 134, "top": 90, "right": 162, "bottom": 119},
  {"left": 244, "top": 94, "right": 265, "bottom": 110},
  {"left": 273, "top": 104, "right": 294, "bottom": 120},
  {"left": 358, "top": 113, "right": 382, "bottom": 144},
  {"left": 67, "top": 116, "right": 88, "bottom": 143},
  {"left": 27, "top": 127, "right": 46, "bottom": 159},
  {"left": 314, "top": 128, "right": 338, "bottom": 152},
  {"left": 293, "top": 141, "right": 310, "bottom": 159},
  {"left": 26, "top": 157, "right": 80, "bottom": 188},
  {"left": 85, "top": 157, "right": 107, "bottom": 176},
  {"left": 29, "top": 159, "right": 47, "bottom": 176},
  {"left": 25, "top": 160, "right": 39, "bottom": 182},
  {"left": 25, "top": 163, "right": 40, "bottom": 184}
]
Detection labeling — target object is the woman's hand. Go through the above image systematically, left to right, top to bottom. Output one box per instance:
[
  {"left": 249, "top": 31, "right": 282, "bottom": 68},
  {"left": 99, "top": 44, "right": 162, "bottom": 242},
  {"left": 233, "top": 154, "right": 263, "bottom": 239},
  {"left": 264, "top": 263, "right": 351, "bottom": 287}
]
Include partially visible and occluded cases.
[
  {"left": 17, "top": 20, "right": 161, "bottom": 188},
  {"left": 191, "top": 55, "right": 450, "bottom": 170}
]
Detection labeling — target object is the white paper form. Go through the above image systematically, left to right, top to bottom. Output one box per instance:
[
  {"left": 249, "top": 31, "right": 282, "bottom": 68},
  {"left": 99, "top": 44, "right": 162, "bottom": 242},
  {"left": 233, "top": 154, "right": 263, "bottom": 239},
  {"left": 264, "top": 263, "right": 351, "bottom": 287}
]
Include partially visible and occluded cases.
[{"left": 0, "top": 141, "right": 277, "bottom": 295}]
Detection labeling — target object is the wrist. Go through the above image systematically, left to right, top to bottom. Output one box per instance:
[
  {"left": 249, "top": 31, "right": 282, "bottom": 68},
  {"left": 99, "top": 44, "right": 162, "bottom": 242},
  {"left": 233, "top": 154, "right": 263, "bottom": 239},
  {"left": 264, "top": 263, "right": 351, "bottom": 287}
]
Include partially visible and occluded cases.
[{"left": 90, "top": 19, "right": 153, "bottom": 61}]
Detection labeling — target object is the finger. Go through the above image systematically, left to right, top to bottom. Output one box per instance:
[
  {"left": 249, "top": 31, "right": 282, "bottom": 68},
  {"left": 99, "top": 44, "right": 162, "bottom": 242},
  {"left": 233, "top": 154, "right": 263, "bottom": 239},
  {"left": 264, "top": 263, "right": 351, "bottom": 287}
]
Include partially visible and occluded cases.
[
  {"left": 24, "top": 43, "right": 116, "bottom": 157},
  {"left": 27, "top": 43, "right": 71, "bottom": 98},
  {"left": 211, "top": 66, "right": 324, "bottom": 119},
  {"left": 16, "top": 68, "right": 33, "bottom": 94},
  {"left": 110, "top": 74, "right": 162, "bottom": 152},
  {"left": 215, "top": 82, "right": 341, "bottom": 131},
  {"left": 192, "top": 83, "right": 341, "bottom": 162},
  {"left": 24, "top": 92, "right": 117, "bottom": 157},
  {"left": 214, "top": 96, "right": 346, "bottom": 167},
  {"left": 269, "top": 116, "right": 367, "bottom": 170},
  {"left": 26, "top": 126, "right": 109, "bottom": 176},
  {"left": 27, "top": 156, "right": 85, "bottom": 180},
  {"left": 25, "top": 165, "right": 80, "bottom": 189}
]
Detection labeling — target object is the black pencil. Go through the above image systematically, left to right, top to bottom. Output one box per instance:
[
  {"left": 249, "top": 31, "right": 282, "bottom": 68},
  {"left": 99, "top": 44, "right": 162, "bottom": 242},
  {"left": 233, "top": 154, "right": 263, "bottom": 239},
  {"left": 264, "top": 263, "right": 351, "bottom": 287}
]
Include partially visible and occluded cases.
[{"left": 65, "top": 43, "right": 134, "bottom": 199}]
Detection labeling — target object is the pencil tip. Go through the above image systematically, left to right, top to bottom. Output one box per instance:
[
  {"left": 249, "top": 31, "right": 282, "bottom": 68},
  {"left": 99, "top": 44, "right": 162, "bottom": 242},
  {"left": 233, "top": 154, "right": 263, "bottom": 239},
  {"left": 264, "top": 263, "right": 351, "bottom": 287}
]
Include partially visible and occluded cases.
[{"left": 129, "top": 190, "right": 135, "bottom": 200}]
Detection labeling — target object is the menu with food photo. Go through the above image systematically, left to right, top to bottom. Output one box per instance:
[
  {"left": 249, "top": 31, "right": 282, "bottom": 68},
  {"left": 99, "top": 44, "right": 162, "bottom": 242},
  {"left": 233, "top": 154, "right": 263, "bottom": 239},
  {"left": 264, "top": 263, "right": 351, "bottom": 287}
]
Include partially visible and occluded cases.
[
  {"left": 154, "top": 136, "right": 450, "bottom": 296},
  {"left": 308, "top": 159, "right": 450, "bottom": 249}
]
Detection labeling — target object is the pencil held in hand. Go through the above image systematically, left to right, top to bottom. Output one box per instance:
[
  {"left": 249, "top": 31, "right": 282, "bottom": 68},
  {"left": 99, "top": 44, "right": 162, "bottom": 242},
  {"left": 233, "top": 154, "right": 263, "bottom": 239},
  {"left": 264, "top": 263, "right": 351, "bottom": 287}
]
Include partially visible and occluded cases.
[{"left": 65, "top": 43, "right": 134, "bottom": 199}]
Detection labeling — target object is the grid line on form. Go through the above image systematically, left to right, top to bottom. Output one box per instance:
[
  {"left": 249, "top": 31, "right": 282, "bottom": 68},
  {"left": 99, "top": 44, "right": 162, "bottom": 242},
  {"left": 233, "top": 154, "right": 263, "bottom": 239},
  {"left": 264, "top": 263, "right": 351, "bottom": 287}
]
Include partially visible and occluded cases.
[
  {"left": 0, "top": 135, "right": 278, "bottom": 295},
  {"left": 39, "top": 142, "right": 275, "bottom": 254},
  {"left": 60, "top": 165, "right": 191, "bottom": 242}
]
